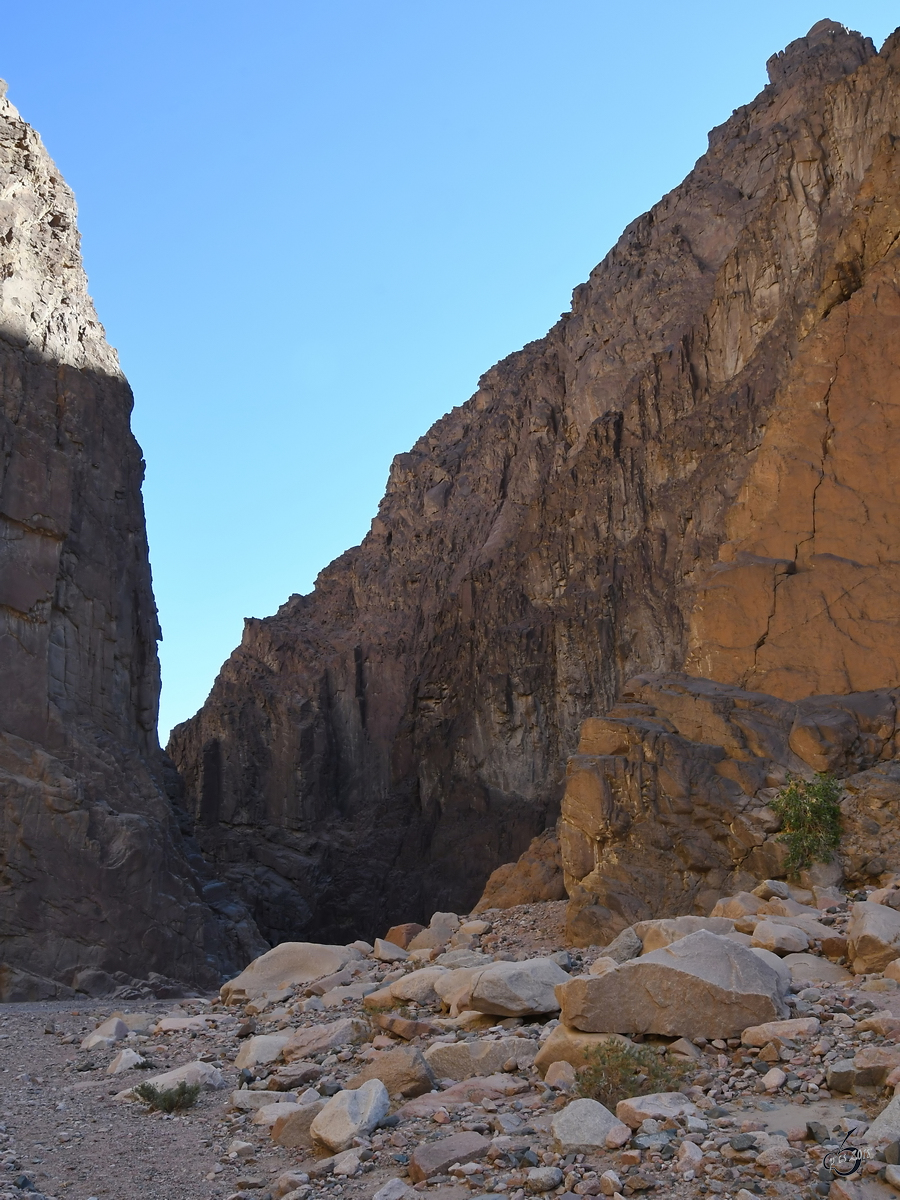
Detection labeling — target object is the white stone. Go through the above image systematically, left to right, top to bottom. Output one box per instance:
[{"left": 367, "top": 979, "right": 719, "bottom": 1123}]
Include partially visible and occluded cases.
[
  {"left": 750, "top": 919, "right": 809, "bottom": 955},
  {"left": 557, "top": 931, "right": 787, "bottom": 1039},
  {"left": 374, "top": 938, "right": 408, "bottom": 963},
  {"left": 221, "top": 942, "right": 360, "bottom": 1004},
  {"left": 470, "top": 958, "right": 569, "bottom": 1017},
  {"left": 389, "top": 967, "right": 448, "bottom": 1005},
  {"left": 741, "top": 1017, "right": 819, "bottom": 1046},
  {"left": 234, "top": 1033, "right": 290, "bottom": 1069},
  {"left": 424, "top": 1036, "right": 537, "bottom": 1080},
  {"left": 105, "top": 1048, "right": 144, "bottom": 1075},
  {"left": 116, "top": 1058, "right": 225, "bottom": 1098},
  {"left": 762, "top": 1067, "right": 786, "bottom": 1090},
  {"left": 310, "top": 1078, "right": 390, "bottom": 1152},
  {"left": 230, "top": 1089, "right": 299, "bottom": 1110},
  {"left": 615, "top": 1092, "right": 698, "bottom": 1129},
  {"left": 551, "top": 1097, "right": 631, "bottom": 1152},
  {"left": 251, "top": 1101, "right": 304, "bottom": 1128},
  {"left": 676, "top": 1140, "right": 703, "bottom": 1173},
  {"left": 333, "top": 1150, "right": 361, "bottom": 1177},
  {"left": 526, "top": 1165, "right": 564, "bottom": 1192},
  {"left": 599, "top": 1170, "right": 622, "bottom": 1196},
  {"left": 372, "top": 1179, "right": 414, "bottom": 1200}
]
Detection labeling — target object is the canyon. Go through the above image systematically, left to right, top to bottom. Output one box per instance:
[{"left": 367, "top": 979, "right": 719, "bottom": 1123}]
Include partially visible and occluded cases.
[
  {"left": 5, "top": 19, "right": 900, "bottom": 1000},
  {"left": 169, "top": 20, "right": 900, "bottom": 946}
]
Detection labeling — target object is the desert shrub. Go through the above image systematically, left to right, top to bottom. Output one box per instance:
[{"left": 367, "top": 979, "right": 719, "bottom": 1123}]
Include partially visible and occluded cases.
[
  {"left": 770, "top": 773, "right": 842, "bottom": 875},
  {"left": 576, "top": 1039, "right": 688, "bottom": 1109},
  {"left": 133, "top": 1080, "right": 200, "bottom": 1113}
]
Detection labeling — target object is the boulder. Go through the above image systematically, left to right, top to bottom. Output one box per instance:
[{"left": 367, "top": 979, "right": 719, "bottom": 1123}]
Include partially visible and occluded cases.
[
  {"left": 473, "top": 829, "right": 566, "bottom": 912},
  {"left": 752, "top": 880, "right": 790, "bottom": 901},
  {"left": 711, "top": 893, "right": 764, "bottom": 919},
  {"left": 847, "top": 903, "right": 900, "bottom": 974},
  {"left": 408, "top": 913, "right": 461, "bottom": 952},
  {"left": 633, "top": 916, "right": 735, "bottom": 954},
  {"left": 750, "top": 920, "right": 809, "bottom": 955},
  {"left": 383, "top": 923, "right": 425, "bottom": 950},
  {"left": 599, "top": 927, "right": 643, "bottom": 964},
  {"left": 556, "top": 931, "right": 787, "bottom": 1039},
  {"left": 374, "top": 939, "right": 408, "bottom": 963},
  {"left": 221, "top": 943, "right": 360, "bottom": 1004},
  {"left": 779, "top": 952, "right": 852, "bottom": 985},
  {"left": 588, "top": 957, "right": 618, "bottom": 976},
  {"left": 470, "top": 958, "right": 569, "bottom": 1016},
  {"left": 433, "top": 966, "right": 486, "bottom": 1016},
  {"left": 389, "top": 967, "right": 448, "bottom": 1006},
  {"left": 282, "top": 1017, "right": 368, "bottom": 1062},
  {"left": 741, "top": 1017, "right": 820, "bottom": 1047},
  {"left": 533, "top": 1024, "right": 630, "bottom": 1076},
  {"left": 234, "top": 1034, "right": 291, "bottom": 1070},
  {"left": 423, "top": 1036, "right": 537, "bottom": 1080},
  {"left": 853, "top": 1045, "right": 900, "bottom": 1086},
  {"left": 348, "top": 1046, "right": 436, "bottom": 1098},
  {"left": 106, "top": 1049, "right": 144, "bottom": 1075},
  {"left": 117, "top": 1059, "right": 225, "bottom": 1098},
  {"left": 544, "top": 1061, "right": 576, "bottom": 1090},
  {"left": 310, "top": 1079, "right": 390, "bottom": 1152},
  {"left": 232, "top": 1089, "right": 299, "bottom": 1110},
  {"left": 616, "top": 1092, "right": 699, "bottom": 1128},
  {"left": 867, "top": 1094, "right": 900, "bottom": 1144},
  {"left": 551, "top": 1098, "right": 631, "bottom": 1152},
  {"left": 271, "top": 1100, "right": 326, "bottom": 1147},
  {"left": 251, "top": 1101, "right": 305, "bottom": 1129},
  {"left": 407, "top": 1131, "right": 492, "bottom": 1183},
  {"left": 526, "top": 1166, "right": 564, "bottom": 1192},
  {"left": 373, "top": 1181, "right": 415, "bottom": 1200}
]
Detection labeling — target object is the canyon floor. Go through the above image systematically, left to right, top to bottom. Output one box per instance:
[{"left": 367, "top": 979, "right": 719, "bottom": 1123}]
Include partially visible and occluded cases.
[{"left": 0, "top": 898, "right": 894, "bottom": 1200}]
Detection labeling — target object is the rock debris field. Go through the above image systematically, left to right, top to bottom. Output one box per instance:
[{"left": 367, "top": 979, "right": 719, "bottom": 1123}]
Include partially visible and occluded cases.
[{"left": 9, "top": 888, "right": 900, "bottom": 1200}]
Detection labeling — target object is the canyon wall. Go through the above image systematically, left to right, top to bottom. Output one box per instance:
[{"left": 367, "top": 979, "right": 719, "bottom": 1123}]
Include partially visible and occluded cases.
[
  {"left": 170, "top": 22, "right": 900, "bottom": 944},
  {"left": 0, "top": 82, "right": 263, "bottom": 999}
]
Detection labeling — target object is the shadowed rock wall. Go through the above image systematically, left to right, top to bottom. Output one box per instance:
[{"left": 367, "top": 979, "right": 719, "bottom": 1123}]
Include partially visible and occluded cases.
[
  {"left": 170, "top": 22, "right": 900, "bottom": 944},
  {"left": 0, "top": 82, "right": 264, "bottom": 999}
]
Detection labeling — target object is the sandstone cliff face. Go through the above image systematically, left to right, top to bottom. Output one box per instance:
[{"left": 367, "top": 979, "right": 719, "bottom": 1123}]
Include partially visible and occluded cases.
[
  {"left": 171, "top": 22, "right": 900, "bottom": 944},
  {"left": 0, "top": 83, "right": 263, "bottom": 999},
  {"left": 560, "top": 672, "right": 900, "bottom": 945}
]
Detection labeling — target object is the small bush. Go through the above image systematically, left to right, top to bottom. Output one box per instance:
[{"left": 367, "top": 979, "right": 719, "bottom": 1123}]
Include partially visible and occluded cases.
[
  {"left": 770, "top": 773, "right": 843, "bottom": 875},
  {"left": 576, "top": 1040, "right": 688, "bottom": 1109},
  {"left": 133, "top": 1080, "right": 200, "bottom": 1113}
]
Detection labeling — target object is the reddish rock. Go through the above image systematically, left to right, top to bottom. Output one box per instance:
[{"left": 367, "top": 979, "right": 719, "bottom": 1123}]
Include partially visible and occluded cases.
[
  {"left": 169, "top": 23, "right": 900, "bottom": 943},
  {"left": 473, "top": 828, "right": 566, "bottom": 913},
  {"left": 383, "top": 923, "right": 425, "bottom": 949},
  {"left": 407, "top": 1131, "right": 492, "bottom": 1182}
]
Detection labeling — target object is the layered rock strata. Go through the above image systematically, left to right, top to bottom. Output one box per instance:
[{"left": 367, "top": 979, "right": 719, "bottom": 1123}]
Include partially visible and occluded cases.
[
  {"left": 172, "top": 22, "right": 900, "bottom": 941},
  {"left": 0, "top": 82, "right": 263, "bottom": 999}
]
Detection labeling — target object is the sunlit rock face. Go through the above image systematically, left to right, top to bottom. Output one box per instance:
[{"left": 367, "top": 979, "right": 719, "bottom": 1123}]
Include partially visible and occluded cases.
[
  {"left": 170, "top": 23, "right": 900, "bottom": 942},
  {"left": 0, "top": 81, "right": 263, "bottom": 1000}
]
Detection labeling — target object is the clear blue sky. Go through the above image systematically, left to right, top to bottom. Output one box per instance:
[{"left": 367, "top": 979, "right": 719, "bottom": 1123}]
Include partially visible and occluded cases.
[{"left": 2, "top": 2, "right": 897, "bottom": 740}]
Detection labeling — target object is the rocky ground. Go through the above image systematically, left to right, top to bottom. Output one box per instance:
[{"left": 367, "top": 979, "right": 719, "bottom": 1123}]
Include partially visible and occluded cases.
[{"left": 5, "top": 889, "right": 900, "bottom": 1200}]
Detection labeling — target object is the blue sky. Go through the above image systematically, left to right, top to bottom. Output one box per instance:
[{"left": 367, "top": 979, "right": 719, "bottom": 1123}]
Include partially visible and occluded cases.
[{"left": 2, "top": 2, "right": 898, "bottom": 740}]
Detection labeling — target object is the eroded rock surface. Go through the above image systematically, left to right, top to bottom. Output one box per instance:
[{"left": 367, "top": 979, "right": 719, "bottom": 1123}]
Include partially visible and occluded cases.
[
  {"left": 170, "top": 22, "right": 900, "bottom": 944},
  {"left": 0, "top": 81, "right": 263, "bottom": 998}
]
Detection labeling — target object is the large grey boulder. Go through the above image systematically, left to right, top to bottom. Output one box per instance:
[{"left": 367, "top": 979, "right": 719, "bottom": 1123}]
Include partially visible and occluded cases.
[
  {"left": 847, "top": 902, "right": 900, "bottom": 974},
  {"left": 633, "top": 916, "right": 735, "bottom": 954},
  {"left": 556, "top": 930, "right": 787, "bottom": 1039},
  {"left": 221, "top": 942, "right": 360, "bottom": 1004},
  {"left": 470, "top": 958, "right": 569, "bottom": 1016},
  {"left": 283, "top": 1017, "right": 368, "bottom": 1062},
  {"left": 310, "top": 1079, "right": 390, "bottom": 1152},
  {"left": 550, "top": 1098, "right": 631, "bottom": 1152}
]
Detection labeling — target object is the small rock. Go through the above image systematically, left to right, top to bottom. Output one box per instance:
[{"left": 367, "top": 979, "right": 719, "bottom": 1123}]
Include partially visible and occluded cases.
[
  {"left": 374, "top": 938, "right": 409, "bottom": 963},
  {"left": 106, "top": 1048, "right": 145, "bottom": 1075},
  {"left": 545, "top": 1060, "right": 577, "bottom": 1090},
  {"left": 762, "top": 1067, "right": 787, "bottom": 1091},
  {"left": 616, "top": 1092, "right": 698, "bottom": 1129},
  {"left": 551, "top": 1097, "right": 631, "bottom": 1152},
  {"left": 407, "top": 1130, "right": 491, "bottom": 1182},
  {"left": 526, "top": 1165, "right": 564, "bottom": 1192},
  {"left": 599, "top": 1170, "right": 622, "bottom": 1195}
]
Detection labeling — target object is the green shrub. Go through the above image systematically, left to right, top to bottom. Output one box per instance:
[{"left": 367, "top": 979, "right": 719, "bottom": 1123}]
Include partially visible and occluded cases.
[
  {"left": 770, "top": 773, "right": 843, "bottom": 875},
  {"left": 576, "top": 1039, "right": 688, "bottom": 1109},
  {"left": 133, "top": 1080, "right": 201, "bottom": 1113}
]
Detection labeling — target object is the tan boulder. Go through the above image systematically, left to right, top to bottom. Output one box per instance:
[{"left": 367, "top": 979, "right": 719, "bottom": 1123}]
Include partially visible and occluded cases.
[
  {"left": 710, "top": 893, "right": 764, "bottom": 919},
  {"left": 847, "top": 902, "right": 900, "bottom": 974},
  {"left": 408, "top": 913, "right": 461, "bottom": 952},
  {"left": 634, "top": 916, "right": 735, "bottom": 953},
  {"left": 750, "top": 920, "right": 809, "bottom": 955},
  {"left": 383, "top": 923, "right": 425, "bottom": 949},
  {"left": 556, "top": 931, "right": 787, "bottom": 1039},
  {"left": 221, "top": 943, "right": 360, "bottom": 1004},
  {"left": 780, "top": 953, "right": 852, "bottom": 985},
  {"left": 469, "top": 958, "right": 569, "bottom": 1016},
  {"left": 433, "top": 966, "right": 486, "bottom": 1016},
  {"left": 389, "top": 967, "right": 448, "bottom": 1006},
  {"left": 741, "top": 1017, "right": 820, "bottom": 1046},
  {"left": 282, "top": 1018, "right": 368, "bottom": 1062},
  {"left": 533, "top": 1024, "right": 630, "bottom": 1076},
  {"left": 234, "top": 1034, "right": 291, "bottom": 1070},
  {"left": 423, "top": 1036, "right": 537, "bottom": 1080},
  {"left": 347, "top": 1046, "right": 435, "bottom": 1098},
  {"left": 615, "top": 1092, "right": 699, "bottom": 1129},
  {"left": 271, "top": 1099, "right": 326, "bottom": 1149}
]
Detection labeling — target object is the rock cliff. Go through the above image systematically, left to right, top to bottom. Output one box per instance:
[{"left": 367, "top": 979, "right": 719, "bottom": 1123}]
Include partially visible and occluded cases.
[
  {"left": 171, "top": 21, "right": 900, "bottom": 943},
  {"left": 0, "top": 82, "right": 263, "bottom": 999}
]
